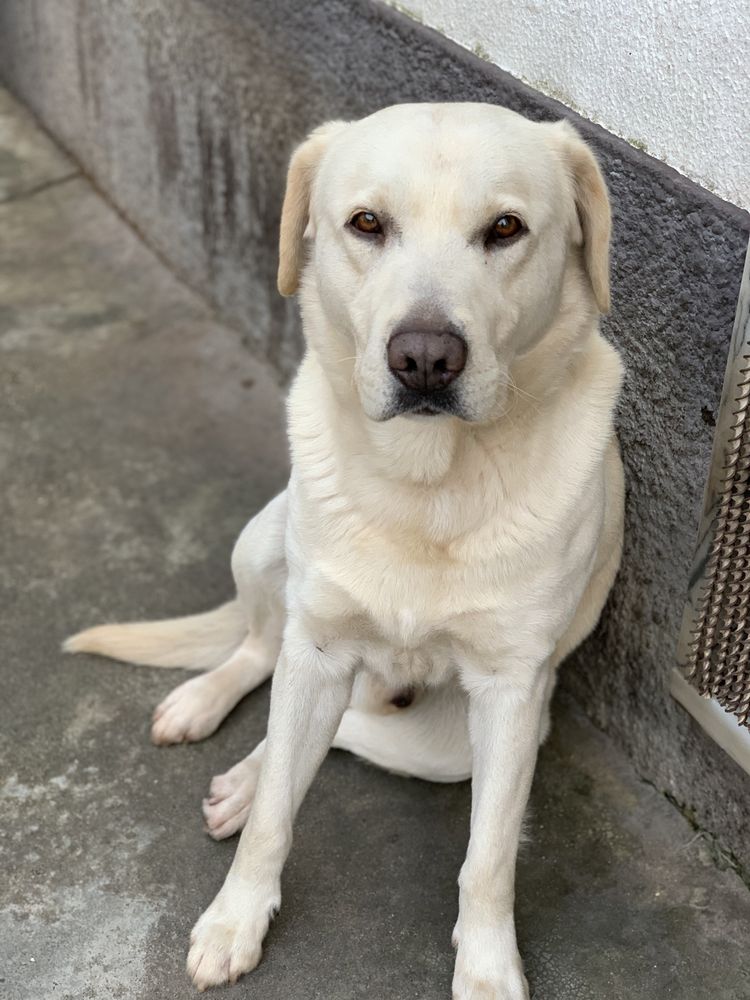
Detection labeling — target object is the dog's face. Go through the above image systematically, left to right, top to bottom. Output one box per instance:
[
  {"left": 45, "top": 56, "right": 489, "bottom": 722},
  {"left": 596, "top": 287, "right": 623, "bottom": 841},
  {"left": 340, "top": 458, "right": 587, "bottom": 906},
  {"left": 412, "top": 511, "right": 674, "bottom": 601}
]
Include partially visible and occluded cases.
[{"left": 279, "top": 104, "right": 610, "bottom": 424}]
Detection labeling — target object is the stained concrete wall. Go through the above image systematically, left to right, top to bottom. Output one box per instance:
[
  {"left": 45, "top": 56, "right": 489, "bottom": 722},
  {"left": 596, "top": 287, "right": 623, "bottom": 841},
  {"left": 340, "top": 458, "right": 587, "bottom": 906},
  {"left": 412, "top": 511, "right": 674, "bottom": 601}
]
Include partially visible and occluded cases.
[{"left": 1, "top": 0, "right": 750, "bottom": 874}]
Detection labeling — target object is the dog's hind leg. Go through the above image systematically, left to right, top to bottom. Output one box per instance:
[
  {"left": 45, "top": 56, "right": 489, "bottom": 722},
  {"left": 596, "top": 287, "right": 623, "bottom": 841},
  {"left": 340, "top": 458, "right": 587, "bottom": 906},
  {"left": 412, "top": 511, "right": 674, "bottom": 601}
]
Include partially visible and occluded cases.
[
  {"left": 148, "top": 493, "right": 289, "bottom": 744},
  {"left": 150, "top": 629, "right": 279, "bottom": 745},
  {"left": 202, "top": 681, "right": 472, "bottom": 839},
  {"left": 202, "top": 738, "right": 267, "bottom": 839}
]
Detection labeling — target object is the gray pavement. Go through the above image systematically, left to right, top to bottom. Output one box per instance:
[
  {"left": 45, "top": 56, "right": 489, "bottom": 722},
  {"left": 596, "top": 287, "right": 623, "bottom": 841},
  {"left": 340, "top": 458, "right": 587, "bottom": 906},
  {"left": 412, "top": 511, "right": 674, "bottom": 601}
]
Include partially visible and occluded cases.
[{"left": 2, "top": 88, "right": 749, "bottom": 1000}]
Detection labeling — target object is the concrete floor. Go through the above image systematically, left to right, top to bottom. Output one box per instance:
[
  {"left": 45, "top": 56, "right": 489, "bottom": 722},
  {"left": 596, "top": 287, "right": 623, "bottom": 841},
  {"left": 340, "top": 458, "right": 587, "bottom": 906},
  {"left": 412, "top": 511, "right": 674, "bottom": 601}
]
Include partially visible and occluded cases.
[{"left": 2, "top": 88, "right": 750, "bottom": 1000}]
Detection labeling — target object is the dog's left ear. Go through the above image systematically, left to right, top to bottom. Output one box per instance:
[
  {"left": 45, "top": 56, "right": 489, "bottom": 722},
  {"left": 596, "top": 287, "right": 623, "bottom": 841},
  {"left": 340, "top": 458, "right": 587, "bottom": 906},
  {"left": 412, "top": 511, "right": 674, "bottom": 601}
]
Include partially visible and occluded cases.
[
  {"left": 277, "top": 120, "right": 349, "bottom": 297},
  {"left": 552, "top": 121, "right": 612, "bottom": 313}
]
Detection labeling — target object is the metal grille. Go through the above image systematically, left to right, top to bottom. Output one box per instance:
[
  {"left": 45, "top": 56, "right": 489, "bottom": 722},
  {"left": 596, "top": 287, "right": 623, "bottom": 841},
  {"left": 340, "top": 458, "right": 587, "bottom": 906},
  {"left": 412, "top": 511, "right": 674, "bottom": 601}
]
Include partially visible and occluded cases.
[
  {"left": 680, "top": 243, "right": 750, "bottom": 729},
  {"left": 684, "top": 360, "right": 750, "bottom": 723}
]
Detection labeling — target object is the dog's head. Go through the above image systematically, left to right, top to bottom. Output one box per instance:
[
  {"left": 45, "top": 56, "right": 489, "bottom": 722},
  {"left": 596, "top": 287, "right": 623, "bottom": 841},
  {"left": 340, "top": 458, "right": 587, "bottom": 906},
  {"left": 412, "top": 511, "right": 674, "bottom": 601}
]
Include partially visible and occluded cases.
[{"left": 278, "top": 103, "right": 610, "bottom": 424}]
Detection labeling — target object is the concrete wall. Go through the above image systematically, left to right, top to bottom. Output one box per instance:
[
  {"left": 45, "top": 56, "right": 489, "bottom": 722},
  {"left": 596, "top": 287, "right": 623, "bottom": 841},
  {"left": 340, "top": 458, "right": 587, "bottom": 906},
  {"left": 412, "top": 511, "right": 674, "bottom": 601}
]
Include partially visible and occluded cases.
[
  {"left": 2, "top": 0, "right": 750, "bottom": 874},
  {"left": 392, "top": 0, "right": 750, "bottom": 210}
]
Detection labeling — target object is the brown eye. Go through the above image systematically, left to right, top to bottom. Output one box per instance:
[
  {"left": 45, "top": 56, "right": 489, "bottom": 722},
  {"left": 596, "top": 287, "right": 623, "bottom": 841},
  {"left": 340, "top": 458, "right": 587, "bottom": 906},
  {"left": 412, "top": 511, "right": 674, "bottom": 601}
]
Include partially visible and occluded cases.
[
  {"left": 350, "top": 210, "right": 382, "bottom": 235},
  {"left": 490, "top": 215, "right": 523, "bottom": 241}
]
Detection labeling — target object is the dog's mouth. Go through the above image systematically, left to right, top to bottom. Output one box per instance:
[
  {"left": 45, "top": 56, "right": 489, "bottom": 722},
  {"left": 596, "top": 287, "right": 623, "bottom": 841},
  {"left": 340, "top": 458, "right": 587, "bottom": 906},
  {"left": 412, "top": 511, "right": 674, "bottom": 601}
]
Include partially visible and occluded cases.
[{"left": 383, "top": 387, "right": 466, "bottom": 421}]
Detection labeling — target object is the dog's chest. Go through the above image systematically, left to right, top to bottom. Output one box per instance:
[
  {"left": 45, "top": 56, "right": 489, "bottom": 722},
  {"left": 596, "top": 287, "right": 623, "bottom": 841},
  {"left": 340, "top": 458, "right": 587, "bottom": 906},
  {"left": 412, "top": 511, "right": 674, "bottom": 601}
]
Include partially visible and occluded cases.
[
  {"left": 289, "top": 429, "right": 602, "bottom": 674},
  {"left": 302, "top": 530, "right": 546, "bottom": 671},
  {"left": 312, "top": 539, "right": 479, "bottom": 627}
]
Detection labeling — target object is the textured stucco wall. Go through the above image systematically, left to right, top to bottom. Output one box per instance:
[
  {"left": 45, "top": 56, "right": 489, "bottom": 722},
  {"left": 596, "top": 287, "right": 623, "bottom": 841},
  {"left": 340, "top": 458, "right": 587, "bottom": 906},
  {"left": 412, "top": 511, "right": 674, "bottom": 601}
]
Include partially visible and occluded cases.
[
  {"left": 1, "top": 0, "right": 750, "bottom": 874},
  {"left": 394, "top": 0, "right": 750, "bottom": 210}
]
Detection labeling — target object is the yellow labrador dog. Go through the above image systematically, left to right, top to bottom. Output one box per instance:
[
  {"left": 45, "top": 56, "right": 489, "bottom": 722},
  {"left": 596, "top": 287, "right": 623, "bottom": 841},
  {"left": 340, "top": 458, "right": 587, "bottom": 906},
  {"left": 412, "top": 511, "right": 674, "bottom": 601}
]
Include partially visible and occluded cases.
[{"left": 66, "top": 103, "right": 624, "bottom": 998}]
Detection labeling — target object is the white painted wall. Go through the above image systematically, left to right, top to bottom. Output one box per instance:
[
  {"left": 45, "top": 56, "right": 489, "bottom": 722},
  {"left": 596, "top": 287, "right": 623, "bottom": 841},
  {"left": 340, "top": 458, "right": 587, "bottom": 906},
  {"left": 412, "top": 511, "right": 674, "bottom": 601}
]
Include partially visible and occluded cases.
[{"left": 391, "top": 0, "right": 749, "bottom": 210}]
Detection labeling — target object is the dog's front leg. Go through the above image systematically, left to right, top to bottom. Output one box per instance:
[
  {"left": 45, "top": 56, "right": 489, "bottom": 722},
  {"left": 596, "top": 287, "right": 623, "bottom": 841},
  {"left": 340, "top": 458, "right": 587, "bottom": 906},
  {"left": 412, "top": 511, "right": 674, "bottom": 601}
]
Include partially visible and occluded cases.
[
  {"left": 187, "top": 626, "right": 355, "bottom": 991},
  {"left": 452, "top": 656, "right": 550, "bottom": 1000}
]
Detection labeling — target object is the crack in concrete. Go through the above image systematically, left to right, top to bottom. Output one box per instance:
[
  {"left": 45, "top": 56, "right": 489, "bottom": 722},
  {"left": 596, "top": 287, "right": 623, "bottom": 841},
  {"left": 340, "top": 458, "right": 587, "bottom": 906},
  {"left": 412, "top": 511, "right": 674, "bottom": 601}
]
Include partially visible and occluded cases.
[{"left": 0, "top": 170, "right": 80, "bottom": 205}]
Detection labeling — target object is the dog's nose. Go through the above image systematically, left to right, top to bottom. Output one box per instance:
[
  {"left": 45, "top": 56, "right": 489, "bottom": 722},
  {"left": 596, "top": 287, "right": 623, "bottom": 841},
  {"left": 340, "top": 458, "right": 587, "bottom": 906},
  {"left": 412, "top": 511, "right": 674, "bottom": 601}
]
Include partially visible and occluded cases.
[{"left": 387, "top": 329, "right": 467, "bottom": 392}]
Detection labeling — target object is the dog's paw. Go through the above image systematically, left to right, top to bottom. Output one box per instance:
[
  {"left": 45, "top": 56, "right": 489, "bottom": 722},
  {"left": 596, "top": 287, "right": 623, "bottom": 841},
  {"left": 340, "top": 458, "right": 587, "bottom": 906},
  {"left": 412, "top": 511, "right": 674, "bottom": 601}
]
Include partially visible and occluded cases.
[
  {"left": 151, "top": 675, "right": 227, "bottom": 745},
  {"left": 202, "top": 753, "right": 261, "bottom": 840},
  {"left": 187, "top": 879, "right": 280, "bottom": 991},
  {"left": 452, "top": 922, "right": 529, "bottom": 1000},
  {"left": 452, "top": 972, "right": 529, "bottom": 1000}
]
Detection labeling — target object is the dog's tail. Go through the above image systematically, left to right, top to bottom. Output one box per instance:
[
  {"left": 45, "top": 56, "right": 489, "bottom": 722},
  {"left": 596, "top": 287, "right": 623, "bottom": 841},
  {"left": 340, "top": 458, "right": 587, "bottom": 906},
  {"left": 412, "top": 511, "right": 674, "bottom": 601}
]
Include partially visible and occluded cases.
[{"left": 62, "top": 599, "right": 247, "bottom": 671}]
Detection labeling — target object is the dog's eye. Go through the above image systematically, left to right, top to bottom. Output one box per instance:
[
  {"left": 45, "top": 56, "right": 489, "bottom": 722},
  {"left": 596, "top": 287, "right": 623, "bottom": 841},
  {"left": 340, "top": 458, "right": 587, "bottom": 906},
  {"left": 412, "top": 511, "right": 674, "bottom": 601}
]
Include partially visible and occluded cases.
[
  {"left": 349, "top": 211, "right": 382, "bottom": 235},
  {"left": 488, "top": 215, "right": 524, "bottom": 242}
]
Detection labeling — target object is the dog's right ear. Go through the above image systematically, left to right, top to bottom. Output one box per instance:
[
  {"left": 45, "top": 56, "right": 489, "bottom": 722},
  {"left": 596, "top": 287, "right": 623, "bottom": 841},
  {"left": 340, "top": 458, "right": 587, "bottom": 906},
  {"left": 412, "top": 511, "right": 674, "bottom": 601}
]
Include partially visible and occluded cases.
[{"left": 277, "top": 121, "right": 348, "bottom": 297}]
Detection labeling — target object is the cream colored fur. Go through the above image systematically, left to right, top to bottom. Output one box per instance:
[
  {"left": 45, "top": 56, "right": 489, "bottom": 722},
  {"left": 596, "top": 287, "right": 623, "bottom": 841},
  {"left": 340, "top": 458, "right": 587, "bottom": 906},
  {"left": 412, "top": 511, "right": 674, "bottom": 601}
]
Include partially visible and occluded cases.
[{"left": 66, "top": 103, "right": 624, "bottom": 999}]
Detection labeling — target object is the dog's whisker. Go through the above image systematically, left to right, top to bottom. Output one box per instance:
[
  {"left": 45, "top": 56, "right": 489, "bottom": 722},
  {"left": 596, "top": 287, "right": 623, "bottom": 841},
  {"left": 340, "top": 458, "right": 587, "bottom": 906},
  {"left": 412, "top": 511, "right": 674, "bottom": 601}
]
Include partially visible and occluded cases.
[
  {"left": 503, "top": 374, "right": 540, "bottom": 404},
  {"left": 510, "top": 383, "right": 540, "bottom": 403}
]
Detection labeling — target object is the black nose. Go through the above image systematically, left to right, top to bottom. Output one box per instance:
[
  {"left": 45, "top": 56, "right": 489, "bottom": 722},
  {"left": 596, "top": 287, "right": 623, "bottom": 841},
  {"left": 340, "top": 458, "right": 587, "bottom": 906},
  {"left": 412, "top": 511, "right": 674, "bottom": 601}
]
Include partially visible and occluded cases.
[{"left": 387, "top": 328, "right": 467, "bottom": 393}]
